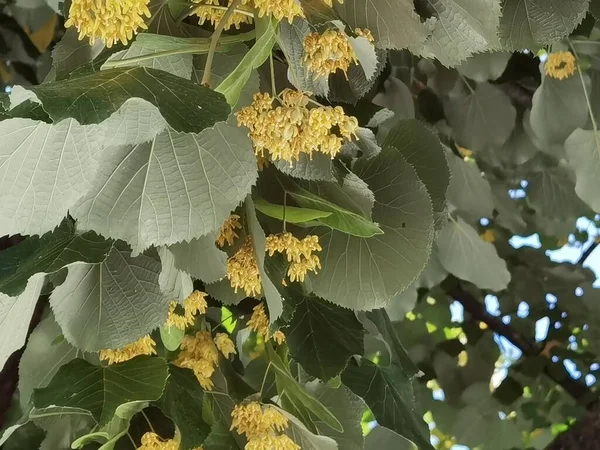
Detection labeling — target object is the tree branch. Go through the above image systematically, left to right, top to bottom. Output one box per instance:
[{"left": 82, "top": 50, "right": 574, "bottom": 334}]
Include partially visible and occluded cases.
[
  {"left": 577, "top": 240, "right": 599, "bottom": 266},
  {"left": 442, "top": 276, "right": 597, "bottom": 409}
]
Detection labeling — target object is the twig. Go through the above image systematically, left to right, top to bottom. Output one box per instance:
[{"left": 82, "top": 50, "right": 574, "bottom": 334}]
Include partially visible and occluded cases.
[
  {"left": 201, "top": 0, "right": 243, "bottom": 87},
  {"left": 577, "top": 240, "right": 599, "bottom": 266}
]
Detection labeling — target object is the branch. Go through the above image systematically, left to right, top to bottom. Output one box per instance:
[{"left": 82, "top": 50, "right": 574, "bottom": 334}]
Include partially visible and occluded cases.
[
  {"left": 577, "top": 240, "right": 599, "bottom": 266},
  {"left": 442, "top": 276, "right": 597, "bottom": 409}
]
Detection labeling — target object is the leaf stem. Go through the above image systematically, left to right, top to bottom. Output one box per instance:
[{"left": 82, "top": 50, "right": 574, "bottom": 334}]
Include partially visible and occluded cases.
[
  {"left": 201, "top": 0, "right": 243, "bottom": 87},
  {"left": 193, "top": 3, "right": 255, "bottom": 18},
  {"left": 569, "top": 39, "right": 598, "bottom": 132},
  {"left": 269, "top": 52, "right": 277, "bottom": 97},
  {"left": 458, "top": 72, "right": 475, "bottom": 95},
  {"left": 282, "top": 191, "right": 287, "bottom": 233},
  {"left": 141, "top": 410, "right": 156, "bottom": 434},
  {"left": 127, "top": 432, "right": 136, "bottom": 447}
]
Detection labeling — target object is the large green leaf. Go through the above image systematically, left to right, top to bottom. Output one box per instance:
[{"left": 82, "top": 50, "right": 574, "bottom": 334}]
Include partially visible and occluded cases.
[
  {"left": 333, "top": 0, "right": 429, "bottom": 49},
  {"left": 420, "top": 0, "right": 501, "bottom": 66},
  {"left": 498, "top": 0, "right": 590, "bottom": 50},
  {"left": 216, "top": 17, "right": 277, "bottom": 106},
  {"left": 51, "top": 28, "right": 104, "bottom": 80},
  {"left": 456, "top": 51, "right": 512, "bottom": 83},
  {"left": 28, "top": 67, "right": 230, "bottom": 132},
  {"left": 528, "top": 71, "right": 589, "bottom": 147},
  {"left": 445, "top": 82, "right": 516, "bottom": 152},
  {"left": 0, "top": 118, "right": 103, "bottom": 237},
  {"left": 383, "top": 119, "right": 450, "bottom": 226},
  {"left": 73, "top": 122, "right": 258, "bottom": 255},
  {"left": 565, "top": 129, "right": 600, "bottom": 212},
  {"left": 309, "top": 145, "right": 434, "bottom": 310},
  {"left": 275, "top": 153, "right": 335, "bottom": 182},
  {"left": 285, "top": 182, "right": 383, "bottom": 238},
  {"left": 254, "top": 196, "right": 332, "bottom": 223},
  {"left": 435, "top": 217, "right": 510, "bottom": 291},
  {"left": 0, "top": 221, "right": 112, "bottom": 296},
  {"left": 168, "top": 233, "right": 228, "bottom": 284},
  {"left": 50, "top": 242, "right": 169, "bottom": 351},
  {"left": 157, "top": 246, "right": 193, "bottom": 302},
  {"left": 0, "top": 273, "right": 45, "bottom": 370},
  {"left": 285, "top": 295, "right": 364, "bottom": 380},
  {"left": 18, "top": 316, "right": 77, "bottom": 408},
  {"left": 265, "top": 344, "right": 343, "bottom": 432},
  {"left": 33, "top": 357, "right": 168, "bottom": 427},
  {"left": 342, "top": 358, "right": 430, "bottom": 449},
  {"left": 157, "top": 365, "right": 211, "bottom": 450},
  {"left": 280, "top": 407, "right": 339, "bottom": 450},
  {"left": 203, "top": 421, "right": 239, "bottom": 450},
  {"left": 365, "top": 426, "right": 416, "bottom": 450}
]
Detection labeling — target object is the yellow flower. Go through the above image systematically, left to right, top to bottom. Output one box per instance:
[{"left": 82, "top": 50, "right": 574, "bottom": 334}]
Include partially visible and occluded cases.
[
  {"left": 64, "top": 0, "right": 151, "bottom": 47},
  {"left": 192, "top": 0, "right": 254, "bottom": 30},
  {"left": 253, "top": 0, "right": 304, "bottom": 21},
  {"left": 355, "top": 28, "right": 374, "bottom": 43},
  {"left": 303, "top": 29, "right": 357, "bottom": 78},
  {"left": 545, "top": 51, "right": 576, "bottom": 80},
  {"left": 236, "top": 90, "right": 358, "bottom": 164},
  {"left": 216, "top": 214, "right": 242, "bottom": 247},
  {"left": 480, "top": 229, "right": 495, "bottom": 243},
  {"left": 266, "top": 233, "right": 322, "bottom": 282},
  {"left": 227, "top": 237, "right": 262, "bottom": 297},
  {"left": 165, "top": 290, "right": 208, "bottom": 330},
  {"left": 247, "top": 303, "right": 269, "bottom": 338},
  {"left": 272, "top": 330, "right": 286, "bottom": 345},
  {"left": 174, "top": 331, "right": 220, "bottom": 390},
  {"left": 214, "top": 332, "right": 237, "bottom": 358},
  {"left": 99, "top": 335, "right": 156, "bottom": 365},
  {"left": 231, "top": 403, "right": 298, "bottom": 450},
  {"left": 137, "top": 432, "right": 179, "bottom": 450},
  {"left": 245, "top": 435, "right": 299, "bottom": 450}
]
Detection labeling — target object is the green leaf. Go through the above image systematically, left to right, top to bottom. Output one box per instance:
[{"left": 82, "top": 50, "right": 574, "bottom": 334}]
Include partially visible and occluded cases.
[
  {"left": 333, "top": 0, "right": 428, "bottom": 50},
  {"left": 419, "top": 0, "right": 502, "bottom": 66},
  {"left": 499, "top": 0, "right": 590, "bottom": 50},
  {"left": 216, "top": 18, "right": 278, "bottom": 106},
  {"left": 51, "top": 28, "right": 104, "bottom": 80},
  {"left": 456, "top": 51, "right": 512, "bottom": 82},
  {"left": 28, "top": 67, "right": 230, "bottom": 133},
  {"left": 529, "top": 72, "right": 589, "bottom": 147},
  {"left": 445, "top": 82, "right": 516, "bottom": 152},
  {"left": 0, "top": 118, "right": 104, "bottom": 237},
  {"left": 383, "top": 119, "right": 450, "bottom": 227},
  {"left": 72, "top": 122, "right": 258, "bottom": 255},
  {"left": 565, "top": 129, "right": 600, "bottom": 212},
  {"left": 309, "top": 145, "right": 434, "bottom": 310},
  {"left": 446, "top": 151, "right": 494, "bottom": 221},
  {"left": 274, "top": 153, "right": 335, "bottom": 181},
  {"left": 285, "top": 182, "right": 384, "bottom": 238},
  {"left": 254, "top": 196, "right": 332, "bottom": 223},
  {"left": 245, "top": 197, "right": 284, "bottom": 321},
  {"left": 435, "top": 217, "right": 510, "bottom": 291},
  {"left": 0, "top": 221, "right": 112, "bottom": 297},
  {"left": 169, "top": 234, "right": 228, "bottom": 284},
  {"left": 50, "top": 242, "right": 169, "bottom": 351},
  {"left": 158, "top": 246, "right": 193, "bottom": 303},
  {"left": 0, "top": 274, "right": 45, "bottom": 370},
  {"left": 285, "top": 294, "right": 364, "bottom": 380},
  {"left": 18, "top": 316, "right": 77, "bottom": 409},
  {"left": 160, "top": 326, "right": 185, "bottom": 352},
  {"left": 265, "top": 344, "right": 343, "bottom": 432},
  {"left": 33, "top": 357, "right": 169, "bottom": 427},
  {"left": 342, "top": 358, "right": 431, "bottom": 449},
  {"left": 157, "top": 365, "right": 211, "bottom": 450},
  {"left": 308, "top": 383, "right": 366, "bottom": 450},
  {"left": 279, "top": 407, "right": 339, "bottom": 450},
  {"left": 203, "top": 421, "right": 239, "bottom": 450},
  {"left": 1, "top": 422, "right": 45, "bottom": 450},
  {"left": 365, "top": 426, "right": 417, "bottom": 450}
]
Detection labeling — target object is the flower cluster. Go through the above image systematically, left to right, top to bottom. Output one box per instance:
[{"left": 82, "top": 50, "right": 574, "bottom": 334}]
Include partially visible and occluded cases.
[
  {"left": 65, "top": 0, "right": 151, "bottom": 47},
  {"left": 192, "top": 0, "right": 254, "bottom": 30},
  {"left": 253, "top": 0, "right": 304, "bottom": 21},
  {"left": 355, "top": 27, "right": 375, "bottom": 43},
  {"left": 303, "top": 29, "right": 357, "bottom": 78},
  {"left": 545, "top": 51, "right": 576, "bottom": 80},
  {"left": 236, "top": 90, "right": 359, "bottom": 164},
  {"left": 216, "top": 214, "right": 242, "bottom": 247},
  {"left": 267, "top": 232, "right": 322, "bottom": 282},
  {"left": 227, "top": 237, "right": 262, "bottom": 297},
  {"left": 165, "top": 290, "right": 208, "bottom": 330},
  {"left": 247, "top": 303, "right": 270, "bottom": 337},
  {"left": 175, "top": 331, "right": 220, "bottom": 390},
  {"left": 214, "top": 332, "right": 237, "bottom": 358},
  {"left": 99, "top": 335, "right": 156, "bottom": 365},
  {"left": 231, "top": 402, "right": 299, "bottom": 450},
  {"left": 137, "top": 432, "right": 179, "bottom": 450}
]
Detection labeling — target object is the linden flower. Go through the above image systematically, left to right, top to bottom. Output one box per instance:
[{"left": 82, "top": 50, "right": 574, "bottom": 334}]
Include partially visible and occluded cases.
[
  {"left": 65, "top": 0, "right": 151, "bottom": 47},
  {"left": 192, "top": 0, "right": 253, "bottom": 30},
  {"left": 253, "top": 0, "right": 304, "bottom": 22},
  {"left": 355, "top": 28, "right": 375, "bottom": 43},
  {"left": 303, "top": 29, "right": 357, "bottom": 78},
  {"left": 545, "top": 51, "right": 576, "bottom": 80},
  {"left": 236, "top": 90, "right": 359, "bottom": 164},
  {"left": 216, "top": 214, "right": 242, "bottom": 247},
  {"left": 480, "top": 229, "right": 495, "bottom": 243},
  {"left": 266, "top": 233, "right": 322, "bottom": 282},
  {"left": 227, "top": 237, "right": 262, "bottom": 297},
  {"left": 165, "top": 290, "right": 208, "bottom": 330},
  {"left": 247, "top": 303, "right": 270, "bottom": 338},
  {"left": 272, "top": 330, "right": 286, "bottom": 345},
  {"left": 174, "top": 331, "right": 220, "bottom": 389},
  {"left": 214, "top": 332, "right": 237, "bottom": 358},
  {"left": 99, "top": 335, "right": 156, "bottom": 365},
  {"left": 231, "top": 402, "right": 299, "bottom": 450},
  {"left": 137, "top": 432, "right": 179, "bottom": 450},
  {"left": 245, "top": 435, "right": 299, "bottom": 450}
]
